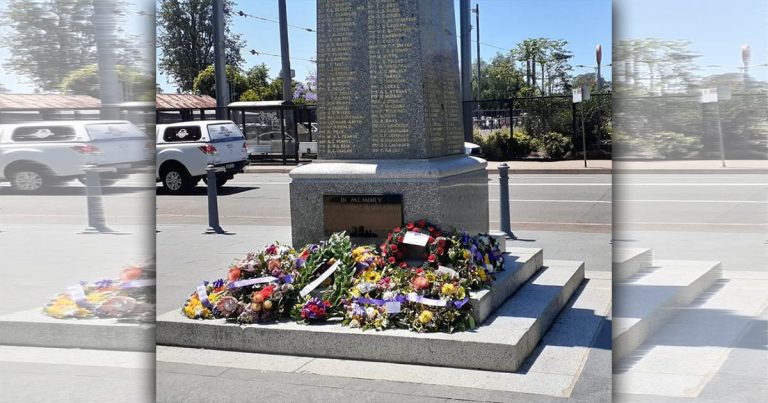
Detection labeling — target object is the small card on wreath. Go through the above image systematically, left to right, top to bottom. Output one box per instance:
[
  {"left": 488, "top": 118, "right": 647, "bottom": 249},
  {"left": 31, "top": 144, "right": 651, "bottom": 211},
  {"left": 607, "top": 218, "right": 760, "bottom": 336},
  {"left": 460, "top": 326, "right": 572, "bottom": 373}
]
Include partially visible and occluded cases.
[
  {"left": 403, "top": 231, "right": 430, "bottom": 246},
  {"left": 437, "top": 265, "right": 458, "bottom": 279},
  {"left": 384, "top": 301, "right": 401, "bottom": 314}
]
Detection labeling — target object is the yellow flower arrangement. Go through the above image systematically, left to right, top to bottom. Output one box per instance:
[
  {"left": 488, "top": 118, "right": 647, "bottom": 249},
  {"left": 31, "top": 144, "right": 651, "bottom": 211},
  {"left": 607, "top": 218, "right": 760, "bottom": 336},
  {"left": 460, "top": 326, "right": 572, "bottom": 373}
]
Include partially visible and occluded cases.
[
  {"left": 363, "top": 270, "right": 381, "bottom": 283},
  {"left": 441, "top": 283, "right": 455, "bottom": 296},
  {"left": 456, "top": 286, "right": 466, "bottom": 300}
]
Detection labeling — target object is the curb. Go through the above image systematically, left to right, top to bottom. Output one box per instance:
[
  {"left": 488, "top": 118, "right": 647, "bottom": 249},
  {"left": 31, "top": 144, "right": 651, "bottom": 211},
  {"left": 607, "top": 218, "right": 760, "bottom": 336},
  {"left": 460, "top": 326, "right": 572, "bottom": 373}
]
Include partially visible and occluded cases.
[{"left": 244, "top": 166, "right": 767, "bottom": 175}]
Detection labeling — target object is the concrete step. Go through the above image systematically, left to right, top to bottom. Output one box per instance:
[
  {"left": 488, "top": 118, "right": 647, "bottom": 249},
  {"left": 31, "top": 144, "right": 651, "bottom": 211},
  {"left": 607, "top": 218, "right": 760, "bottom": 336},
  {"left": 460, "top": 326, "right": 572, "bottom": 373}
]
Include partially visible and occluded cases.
[
  {"left": 470, "top": 247, "right": 543, "bottom": 323},
  {"left": 613, "top": 248, "right": 653, "bottom": 281},
  {"left": 157, "top": 259, "right": 585, "bottom": 372},
  {"left": 613, "top": 259, "right": 722, "bottom": 363},
  {"left": 615, "top": 271, "right": 768, "bottom": 399},
  {"left": 0, "top": 309, "right": 155, "bottom": 352}
]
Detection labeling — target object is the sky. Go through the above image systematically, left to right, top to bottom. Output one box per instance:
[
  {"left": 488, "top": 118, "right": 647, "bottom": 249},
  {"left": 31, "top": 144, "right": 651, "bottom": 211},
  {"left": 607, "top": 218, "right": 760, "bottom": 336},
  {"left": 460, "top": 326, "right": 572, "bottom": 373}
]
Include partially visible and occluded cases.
[
  {"left": 3, "top": 0, "right": 763, "bottom": 94},
  {"left": 157, "top": 0, "right": 613, "bottom": 92},
  {"left": 615, "top": 0, "right": 768, "bottom": 81}
]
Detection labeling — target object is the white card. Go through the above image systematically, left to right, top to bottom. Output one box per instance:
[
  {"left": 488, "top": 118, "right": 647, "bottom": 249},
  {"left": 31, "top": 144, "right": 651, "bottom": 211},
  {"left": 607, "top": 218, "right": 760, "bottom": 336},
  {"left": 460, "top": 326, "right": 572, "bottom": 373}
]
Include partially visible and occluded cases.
[
  {"left": 403, "top": 231, "right": 430, "bottom": 246},
  {"left": 300, "top": 261, "right": 340, "bottom": 297},
  {"left": 437, "top": 265, "right": 458, "bottom": 278},
  {"left": 384, "top": 301, "right": 401, "bottom": 314}
]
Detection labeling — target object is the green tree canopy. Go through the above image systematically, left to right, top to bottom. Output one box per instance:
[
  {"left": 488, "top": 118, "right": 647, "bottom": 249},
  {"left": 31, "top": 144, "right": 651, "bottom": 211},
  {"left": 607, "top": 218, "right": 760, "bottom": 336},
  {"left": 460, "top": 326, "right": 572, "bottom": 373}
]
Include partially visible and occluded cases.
[
  {"left": 0, "top": 0, "right": 141, "bottom": 92},
  {"left": 157, "top": 0, "right": 245, "bottom": 92},
  {"left": 60, "top": 64, "right": 155, "bottom": 101},
  {"left": 192, "top": 64, "right": 248, "bottom": 101}
]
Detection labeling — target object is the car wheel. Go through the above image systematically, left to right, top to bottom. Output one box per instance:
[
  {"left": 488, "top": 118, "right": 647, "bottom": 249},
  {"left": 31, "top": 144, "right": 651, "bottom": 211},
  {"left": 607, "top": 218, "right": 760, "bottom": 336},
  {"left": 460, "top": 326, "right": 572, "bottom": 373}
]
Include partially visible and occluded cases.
[
  {"left": 162, "top": 166, "right": 193, "bottom": 194},
  {"left": 9, "top": 168, "right": 46, "bottom": 192}
]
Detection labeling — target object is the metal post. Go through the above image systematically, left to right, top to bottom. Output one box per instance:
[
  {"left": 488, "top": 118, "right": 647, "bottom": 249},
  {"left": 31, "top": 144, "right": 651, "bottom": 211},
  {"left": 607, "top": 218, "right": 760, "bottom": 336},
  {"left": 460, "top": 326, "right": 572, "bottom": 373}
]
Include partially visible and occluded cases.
[
  {"left": 93, "top": 0, "right": 122, "bottom": 120},
  {"left": 213, "top": 0, "right": 229, "bottom": 119},
  {"left": 278, "top": 0, "right": 292, "bottom": 101},
  {"left": 460, "top": 0, "right": 473, "bottom": 142},
  {"left": 474, "top": 3, "right": 481, "bottom": 102},
  {"left": 571, "top": 101, "right": 577, "bottom": 154},
  {"left": 715, "top": 101, "right": 726, "bottom": 168},
  {"left": 580, "top": 102, "right": 588, "bottom": 168},
  {"left": 279, "top": 108, "right": 287, "bottom": 165},
  {"left": 293, "top": 108, "right": 299, "bottom": 164},
  {"left": 497, "top": 163, "right": 516, "bottom": 239},
  {"left": 204, "top": 164, "right": 225, "bottom": 234},
  {"left": 81, "top": 165, "right": 115, "bottom": 233}
]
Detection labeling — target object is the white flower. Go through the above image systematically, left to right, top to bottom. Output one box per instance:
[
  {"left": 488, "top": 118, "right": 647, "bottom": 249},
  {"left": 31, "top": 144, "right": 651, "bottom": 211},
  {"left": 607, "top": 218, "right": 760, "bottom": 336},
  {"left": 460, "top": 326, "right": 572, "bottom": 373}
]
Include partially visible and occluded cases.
[
  {"left": 383, "top": 291, "right": 394, "bottom": 300},
  {"left": 366, "top": 307, "right": 378, "bottom": 320},
  {"left": 349, "top": 319, "right": 360, "bottom": 328}
]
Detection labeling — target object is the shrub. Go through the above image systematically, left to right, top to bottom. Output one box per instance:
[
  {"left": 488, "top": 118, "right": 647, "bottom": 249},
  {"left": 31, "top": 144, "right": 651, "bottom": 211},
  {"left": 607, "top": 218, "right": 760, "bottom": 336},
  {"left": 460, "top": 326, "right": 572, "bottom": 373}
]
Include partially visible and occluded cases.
[
  {"left": 474, "top": 129, "right": 536, "bottom": 160},
  {"left": 537, "top": 131, "right": 572, "bottom": 160},
  {"left": 652, "top": 131, "right": 702, "bottom": 158}
]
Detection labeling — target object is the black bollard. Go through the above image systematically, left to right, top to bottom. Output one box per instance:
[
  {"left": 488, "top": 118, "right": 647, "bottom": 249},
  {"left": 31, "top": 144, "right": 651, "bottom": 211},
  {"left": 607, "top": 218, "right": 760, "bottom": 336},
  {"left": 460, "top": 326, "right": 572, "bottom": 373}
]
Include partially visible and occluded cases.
[
  {"left": 498, "top": 163, "right": 516, "bottom": 239},
  {"left": 204, "top": 164, "right": 225, "bottom": 234}
]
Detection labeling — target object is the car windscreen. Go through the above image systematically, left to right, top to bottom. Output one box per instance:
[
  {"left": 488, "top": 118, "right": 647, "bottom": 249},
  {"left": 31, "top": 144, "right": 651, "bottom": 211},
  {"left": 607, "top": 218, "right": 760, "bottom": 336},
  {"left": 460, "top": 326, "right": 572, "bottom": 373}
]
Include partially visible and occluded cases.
[
  {"left": 85, "top": 123, "right": 147, "bottom": 140},
  {"left": 207, "top": 123, "right": 245, "bottom": 141}
]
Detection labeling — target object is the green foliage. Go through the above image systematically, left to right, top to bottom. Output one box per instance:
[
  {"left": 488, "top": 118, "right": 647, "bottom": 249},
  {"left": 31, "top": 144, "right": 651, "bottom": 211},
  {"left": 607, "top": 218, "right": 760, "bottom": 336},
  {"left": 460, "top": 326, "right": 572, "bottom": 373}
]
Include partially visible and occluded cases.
[
  {"left": 0, "top": 0, "right": 141, "bottom": 92},
  {"left": 157, "top": 0, "right": 244, "bottom": 92},
  {"left": 60, "top": 64, "right": 154, "bottom": 101},
  {"left": 192, "top": 64, "right": 248, "bottom": 100},
  {"left": 474, "top": 129, "right": 536, "bottom": 160},
  {"left": 652, "top": 131, "right": 703, "bottom": 158},
  {"left": 536, "top": 132, "right": 572, "bottom": 159}
]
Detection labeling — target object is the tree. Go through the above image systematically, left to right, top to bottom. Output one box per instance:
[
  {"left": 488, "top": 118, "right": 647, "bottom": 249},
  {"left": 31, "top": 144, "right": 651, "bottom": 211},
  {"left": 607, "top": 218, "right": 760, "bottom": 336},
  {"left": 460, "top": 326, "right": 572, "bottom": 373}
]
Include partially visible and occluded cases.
[
  {"left": 0, "top": 0, "right": 142, "bottom": 92},
  {"left": 157, "top": 0, "right": 245, "bottom": 92},
  {"left": 514, "top": 38, "right": 573, "bottom": 95},
  {"left": 471, "top": 54, "right": 525, "bottom": 100},
  {"left": 60, "top": 64, "right": 155, "bottom": 101},
  {"left": 192, "top": 65, "right": 248, "bottom": 101}
]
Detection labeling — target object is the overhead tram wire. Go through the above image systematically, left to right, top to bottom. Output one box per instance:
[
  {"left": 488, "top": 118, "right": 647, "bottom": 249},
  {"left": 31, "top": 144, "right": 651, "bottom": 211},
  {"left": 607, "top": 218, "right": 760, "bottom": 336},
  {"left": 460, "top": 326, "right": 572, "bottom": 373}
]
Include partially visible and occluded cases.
[
  {"left": 237, "top": 10, "right": 512, "bottom": 54},
  {"left": 237, "top": 10, "right": 316, "bottom": 32},
  {"left": 248, "top": 49, "right": 316, "bottom": 64}
]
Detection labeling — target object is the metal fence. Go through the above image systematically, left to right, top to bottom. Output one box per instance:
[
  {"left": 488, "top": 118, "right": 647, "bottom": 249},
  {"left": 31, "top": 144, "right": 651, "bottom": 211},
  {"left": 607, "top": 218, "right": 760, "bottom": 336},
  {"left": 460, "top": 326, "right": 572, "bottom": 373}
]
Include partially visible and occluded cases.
[{"left": 464, "top": 93, "right": 613, "bottom": 159}]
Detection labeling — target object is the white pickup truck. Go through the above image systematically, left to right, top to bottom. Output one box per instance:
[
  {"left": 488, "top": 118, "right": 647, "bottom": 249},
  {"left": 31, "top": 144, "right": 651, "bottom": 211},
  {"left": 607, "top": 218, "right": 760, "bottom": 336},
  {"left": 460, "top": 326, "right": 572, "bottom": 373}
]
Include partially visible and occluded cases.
[
  {"left": 0, "top": 120, "right": 153, "bottom": 192},
  {"left": 156, "top": 120, "right": 248, "bottom": 194}
]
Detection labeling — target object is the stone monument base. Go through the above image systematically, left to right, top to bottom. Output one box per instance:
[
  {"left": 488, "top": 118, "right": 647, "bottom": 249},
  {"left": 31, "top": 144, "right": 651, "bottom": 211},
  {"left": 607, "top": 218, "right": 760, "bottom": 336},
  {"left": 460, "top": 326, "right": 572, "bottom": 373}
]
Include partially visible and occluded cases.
[{"left": 289, "top": 154, "right": 489, "bottom": 246}]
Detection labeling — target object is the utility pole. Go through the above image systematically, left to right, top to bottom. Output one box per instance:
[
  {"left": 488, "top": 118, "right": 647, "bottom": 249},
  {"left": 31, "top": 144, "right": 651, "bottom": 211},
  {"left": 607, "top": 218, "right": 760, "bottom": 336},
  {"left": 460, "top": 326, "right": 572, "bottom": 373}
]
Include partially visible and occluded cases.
[
  {"left": 93, "top": 0, "right": 123, "bottom": 120},
  {"left": 213, "top": 0, "right": 229, "bottom": 119},
  {"left": 278, "top": 0, "right": 293, "bottom": 101},
  {"left": 460, "top": 0, "right": 472, "bottom": 142},
  {"left": 473, "top": 4, "right": 481, "bottom": 102}
]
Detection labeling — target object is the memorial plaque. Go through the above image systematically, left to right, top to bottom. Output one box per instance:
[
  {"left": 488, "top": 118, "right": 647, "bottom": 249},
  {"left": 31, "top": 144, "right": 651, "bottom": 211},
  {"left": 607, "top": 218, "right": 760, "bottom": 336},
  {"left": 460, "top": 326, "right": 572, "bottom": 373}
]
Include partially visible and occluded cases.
[{"left": 323, "top": 194, "right": 403, "bottom": 238}]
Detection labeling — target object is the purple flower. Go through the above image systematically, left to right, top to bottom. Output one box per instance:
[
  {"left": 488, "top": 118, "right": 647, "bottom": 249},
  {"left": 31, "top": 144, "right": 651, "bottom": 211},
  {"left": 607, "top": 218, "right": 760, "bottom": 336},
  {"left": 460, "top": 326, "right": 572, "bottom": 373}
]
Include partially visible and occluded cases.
[
  {"left": 213, "top": 278, "right": 225, "bottom": 289},
  {"left": 95, "top": 279, "right": 113, "bottom": 288}
]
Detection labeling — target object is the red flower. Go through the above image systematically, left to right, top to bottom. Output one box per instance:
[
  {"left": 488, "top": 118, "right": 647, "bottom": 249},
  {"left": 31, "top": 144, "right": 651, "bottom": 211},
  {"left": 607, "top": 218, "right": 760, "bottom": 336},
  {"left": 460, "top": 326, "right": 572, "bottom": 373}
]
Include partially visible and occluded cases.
[
  {"left": 418, "top": 219, "right": 426, "bottom": 227},
  {"left": 406, "top": 222, "right": 415, "bottom": 230},
  {"left": 428, "top": 226, "right": 435, "bottom": 232},
  {"left": 393, "top": 227, "right": 401, "bottom": 233},
  {"left": 413, "top": 227, "right": 421, "bottom": 233},
  {"left": 435, "top": 231, "right": 443, "bottom": 237},
  {"left": 386, "top": 234, "right": 392, "bottom": 241},
  {"left": 397, "top": 236, "right": 404, "bottom": 243},
  {"left": 428, "top": 236, "right": 435, "bottom": 244},
  {"left": 438, "top": 239, "right": 446, "bottom": 248},
  {"left": 380, "top": 244, "right": 387, "bottom": 251},
  {"left": 391, "top": 244, "right": 398, "bottom": 252},
  {"left": 436, "top": 247, "right": 444, "bottom": 255},
  {"left": 428, "top": 254, "right": 437, "bottom": 263},
  {"left": 388, "top": 256, "right": 396, "bottom": 264},
  {"left": 399, "top": 262, "right": 408, "bottom": 268},
  {"left": 120, "top": 267, "right": 142, "bottom": 281},
  {"left": 228, "top": 267, "right": 241, "bottom": 282},
  {"left": 416, "top": 268, "right": 424, "bottom": 274},
  {"left": 413, "top": 276, "right": 430, "bottom": 290},
  {"left": 260, "top": 285, "right": 275, "bottom": 299},
  {"left": 323, "top": 300, "right": 331, "bottom": 307},
  {"left": 309, "top": 305, "right": 320, "bottom": 314}
]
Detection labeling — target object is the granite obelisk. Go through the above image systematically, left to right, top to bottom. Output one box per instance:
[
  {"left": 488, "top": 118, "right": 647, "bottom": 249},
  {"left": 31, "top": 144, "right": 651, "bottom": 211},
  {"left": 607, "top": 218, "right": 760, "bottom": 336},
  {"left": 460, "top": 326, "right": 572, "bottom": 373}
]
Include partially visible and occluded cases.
[{"left": 290, "top": 0, "right": 489, "bottom": 246}]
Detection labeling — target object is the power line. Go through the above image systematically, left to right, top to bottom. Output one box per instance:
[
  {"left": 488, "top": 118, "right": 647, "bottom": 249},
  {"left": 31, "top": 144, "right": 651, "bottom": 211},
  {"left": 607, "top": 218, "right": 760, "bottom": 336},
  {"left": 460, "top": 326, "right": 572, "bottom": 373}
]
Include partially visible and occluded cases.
[
  {"left": 237, "top": 10, "right": 316, "bottom": 33},
  {"left": 248, "top": 49, "right": 316, "bottom": 63}
]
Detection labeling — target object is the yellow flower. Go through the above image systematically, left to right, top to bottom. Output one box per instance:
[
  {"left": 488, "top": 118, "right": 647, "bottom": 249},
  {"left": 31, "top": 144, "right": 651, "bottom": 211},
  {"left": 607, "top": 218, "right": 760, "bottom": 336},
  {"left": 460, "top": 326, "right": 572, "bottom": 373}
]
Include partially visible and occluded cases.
[
  {"left": 352, "top": 246, "right": 366, "bottom": 259},
  {"left": 463, "top": 249, "right": 472, "bottom": 260},
  {"left": 484, "top": 253, "right": 490, "bottom": 264},
  {"left": 477, "top": 268, "right": 487, "bottom": 282},
  {"left": 363, "top": 270, "right": 381, "bottom": 283},
  {"left": 426, "top": 272, "right": 436, "bottom": 282},
  {"left": 441, "top": 283, "right": 455, "bottom": 295},
  {"left": 456, "top": 286, "right": 466, "bottom": 300},
  {"left": 350, "top": 287, "right": 361, "bottom": 297},
  {"left": 418, "top": 310, "right": 433, "bottom": 324}
]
